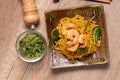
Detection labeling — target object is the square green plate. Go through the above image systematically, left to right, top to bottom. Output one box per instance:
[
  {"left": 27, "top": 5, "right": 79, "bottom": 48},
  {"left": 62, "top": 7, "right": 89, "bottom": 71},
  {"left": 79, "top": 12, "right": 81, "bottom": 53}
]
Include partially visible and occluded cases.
[{"left": 45, "top": 4, "right": 109, "bottom": 68}]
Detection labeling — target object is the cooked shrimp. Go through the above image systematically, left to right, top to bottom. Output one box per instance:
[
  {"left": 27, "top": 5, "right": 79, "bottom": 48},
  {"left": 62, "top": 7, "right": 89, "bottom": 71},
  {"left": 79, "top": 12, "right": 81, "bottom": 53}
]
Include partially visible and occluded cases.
[
  {"left": 61, "top": 23, "right": 78, "bottom": 36},
  {"left": 65, "top": 29, "right": 79, "bottom": 51},
  {"left": 65, "top": 29, "right": 79, "bottom": 39},
  {"left": 78, "top": 34, "right": 87, "bottom": 48},
  {"left": 65, "top": 39, "right": 78, "bottom": 48},
  {"left": 67, "top": 44, "right": 79, "bottom": 52}
]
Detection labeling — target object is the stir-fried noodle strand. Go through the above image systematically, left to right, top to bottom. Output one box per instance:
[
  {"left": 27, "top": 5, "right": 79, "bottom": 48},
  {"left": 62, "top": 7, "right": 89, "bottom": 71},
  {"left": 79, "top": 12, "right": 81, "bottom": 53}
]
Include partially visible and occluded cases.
[{"left": 52, "top": 15, "right": 99, "bottom": 63}]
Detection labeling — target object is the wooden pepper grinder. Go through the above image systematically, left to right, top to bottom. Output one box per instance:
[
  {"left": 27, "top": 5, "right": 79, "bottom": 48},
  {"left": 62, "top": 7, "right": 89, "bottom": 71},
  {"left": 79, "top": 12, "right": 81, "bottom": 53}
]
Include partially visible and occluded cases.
[{"left": 22, "top": 0, "right": 39, "bottom": 28}]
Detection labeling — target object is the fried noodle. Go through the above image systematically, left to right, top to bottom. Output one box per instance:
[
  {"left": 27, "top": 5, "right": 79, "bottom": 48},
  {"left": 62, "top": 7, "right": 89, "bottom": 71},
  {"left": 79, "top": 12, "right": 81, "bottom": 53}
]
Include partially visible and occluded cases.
[{"left": 52, "top": 15, "right": 98, "bottom": 63}]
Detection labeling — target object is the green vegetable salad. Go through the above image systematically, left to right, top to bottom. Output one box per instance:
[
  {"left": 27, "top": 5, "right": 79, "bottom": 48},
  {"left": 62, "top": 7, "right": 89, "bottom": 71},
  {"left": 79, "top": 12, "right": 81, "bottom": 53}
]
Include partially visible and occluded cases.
[{"left": 19, "top": 33, "right": 46, "bottom": 59}]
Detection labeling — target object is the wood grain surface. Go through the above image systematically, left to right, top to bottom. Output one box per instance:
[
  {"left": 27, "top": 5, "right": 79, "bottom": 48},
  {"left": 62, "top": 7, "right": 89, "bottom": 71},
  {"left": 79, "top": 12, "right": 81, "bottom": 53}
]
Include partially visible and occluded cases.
[{"left": 0, "top": 0, "right": 120, "bottom": 80}]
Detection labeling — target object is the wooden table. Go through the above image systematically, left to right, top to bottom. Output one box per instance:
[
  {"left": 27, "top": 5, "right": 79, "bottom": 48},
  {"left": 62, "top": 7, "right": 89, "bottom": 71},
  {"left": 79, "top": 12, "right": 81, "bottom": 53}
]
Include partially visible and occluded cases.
[{"left": 0, "top": 0, "right": 120, "bottom": 80}]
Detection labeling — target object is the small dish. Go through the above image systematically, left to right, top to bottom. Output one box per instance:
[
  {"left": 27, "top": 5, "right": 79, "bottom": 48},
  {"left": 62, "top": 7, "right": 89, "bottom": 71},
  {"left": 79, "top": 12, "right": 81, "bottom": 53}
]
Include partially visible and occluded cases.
[
  {"left": 45, "top": 4, "right": 109, "bottom": 68},
  {"left": 16, "top": 30, "right": 47, "bottom": 62}
]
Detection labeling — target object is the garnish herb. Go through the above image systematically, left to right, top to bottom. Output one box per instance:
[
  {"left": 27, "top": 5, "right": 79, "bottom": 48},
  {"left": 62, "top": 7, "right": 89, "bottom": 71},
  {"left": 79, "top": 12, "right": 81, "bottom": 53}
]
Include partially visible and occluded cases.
[
  {"left": 85, "top": 16, "right": 95, "bottom": 28},
  {"left": 93, "top": 27, "right": 102, "bottom": 44},
  {"left": 51, "top": 29, "right": 59, "bottom": 44},
  {"left": 19, "top": 33, "right": 45, "bottom": 59},
  {"left": 77, "top": 47, "right": 88, "bottom": 54}
]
